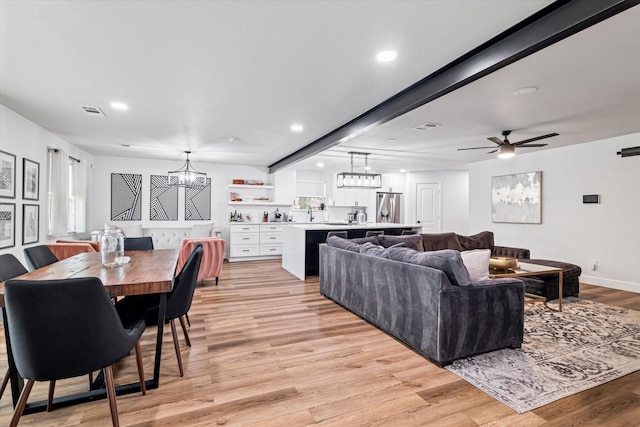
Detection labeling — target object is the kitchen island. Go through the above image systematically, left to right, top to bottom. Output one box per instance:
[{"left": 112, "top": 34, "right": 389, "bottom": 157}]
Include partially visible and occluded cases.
[{"left": 282, "top": 223, "right": 422, "bottom": 280}]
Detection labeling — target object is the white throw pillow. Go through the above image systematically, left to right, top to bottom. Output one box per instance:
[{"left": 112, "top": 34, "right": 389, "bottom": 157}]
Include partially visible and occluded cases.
[
  {"left": 190, "top": 222, "right": 215, "bottom": 238},
  {"left": 460, "top": 249, "right": 491, "bottom": 281}
]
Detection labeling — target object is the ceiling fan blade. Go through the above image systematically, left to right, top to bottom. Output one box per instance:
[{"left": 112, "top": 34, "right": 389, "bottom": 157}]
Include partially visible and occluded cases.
[
  {"left": 513, "top": 133, "right": 559, "bottom": 145},
  {"left": 487, "top": 137, "right": 504, "bottom": 145},
  {"left": 515, "top": 143, "right": 548, "bottom": 148},
  {"left": 457, "top": 146, "right": 498, "bottom": 151},
  {"left": 487, "top": 149, "right": 498, "bottom": 154}
]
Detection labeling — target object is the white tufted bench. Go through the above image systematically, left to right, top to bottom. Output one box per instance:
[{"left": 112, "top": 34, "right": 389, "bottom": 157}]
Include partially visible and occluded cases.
[{"left": 94, "top": 223, "right": 222, "bottom": 250}]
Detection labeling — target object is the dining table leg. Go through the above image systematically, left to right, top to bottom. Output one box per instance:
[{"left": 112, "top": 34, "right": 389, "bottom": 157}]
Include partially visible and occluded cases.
[{"left": 151, "top": 292, "right": 168, "bottom": 388}]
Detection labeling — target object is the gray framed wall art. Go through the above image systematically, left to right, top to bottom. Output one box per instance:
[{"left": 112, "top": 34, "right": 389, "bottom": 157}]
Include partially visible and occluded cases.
[
  {"left": 0, "top": 150, "right": 16, "bottom": 199},
  {"left": 491, "top": 171, "right": 542, "bottom": 224}
]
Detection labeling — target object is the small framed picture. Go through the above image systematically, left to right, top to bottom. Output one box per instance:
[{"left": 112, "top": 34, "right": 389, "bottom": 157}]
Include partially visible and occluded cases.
[
  {"left": 0, "top": 150, "right": 17, "bottom": 199},
  {"left": 23, "top": 158, "right": 40, "bottom": 201},
  {"left": 0, "top": 202, "right": 16, "bottom": 249},
  {"left": 22, "top": 203, "right": 39, "bottom": 245}
]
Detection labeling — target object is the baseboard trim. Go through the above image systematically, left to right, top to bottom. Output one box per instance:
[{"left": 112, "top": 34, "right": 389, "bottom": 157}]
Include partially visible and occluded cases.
[{"left": 581, "top": 275, "right": 640, "bottom": 294}]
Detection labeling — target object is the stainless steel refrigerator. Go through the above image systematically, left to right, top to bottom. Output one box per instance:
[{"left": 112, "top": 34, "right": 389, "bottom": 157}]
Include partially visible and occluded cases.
[{"left": 376, "top": 192, "right": 403, "bottom": 223}]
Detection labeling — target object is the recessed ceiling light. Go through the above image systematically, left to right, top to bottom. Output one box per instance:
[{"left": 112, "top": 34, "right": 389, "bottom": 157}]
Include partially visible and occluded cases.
[
  {"left": 376, "top": 51, "right": 397, "bottom": 62},
  {"left": 513, "top": 86, "right": 538, "bottom": 96},
  {"left": 110, "top": 101, "right": 129, "bottom": 110},
  {"left": 290, "top": 124, "right": 303, "bottom": 132},
  {"left": 384, "top": 138, "right": 396, "bottom": 143},
  {"left": 316, "top": 162, "right": 324, "bottom": 168},
  {"left": 400, "top": 169, "right": 407, "bottom": 173}
]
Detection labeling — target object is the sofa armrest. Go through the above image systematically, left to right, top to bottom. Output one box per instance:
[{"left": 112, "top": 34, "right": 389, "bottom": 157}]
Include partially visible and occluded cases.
[
  {"left": 492, "top": 245, "right": 530, "bottom": 259},
  {"left": 437, "top": 278, "right": 525, "bottom": 364}
]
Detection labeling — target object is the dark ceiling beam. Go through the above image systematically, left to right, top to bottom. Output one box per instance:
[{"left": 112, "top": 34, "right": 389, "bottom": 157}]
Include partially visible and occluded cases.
[{"left": 268, "top": 0, "right": 639, "bottom": 173}]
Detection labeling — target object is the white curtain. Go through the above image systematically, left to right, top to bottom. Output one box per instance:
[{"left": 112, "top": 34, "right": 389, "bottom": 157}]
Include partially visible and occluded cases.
[
  {"left": 48, "top": 148, "right": 69, "bottom": 238},
  {"left": 72, "top": 158, "right": 87, "bottom": 233}
]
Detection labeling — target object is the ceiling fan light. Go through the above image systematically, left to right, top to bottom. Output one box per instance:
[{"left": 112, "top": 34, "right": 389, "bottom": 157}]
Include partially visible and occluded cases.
[{"left": 498, "top": 145, "right": 515, "bottom": 159}]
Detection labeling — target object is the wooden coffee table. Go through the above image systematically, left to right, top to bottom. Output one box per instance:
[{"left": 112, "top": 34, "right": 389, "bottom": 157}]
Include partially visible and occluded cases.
[{"left": 489, "top": 261, "right": 564, "bottom": 312}]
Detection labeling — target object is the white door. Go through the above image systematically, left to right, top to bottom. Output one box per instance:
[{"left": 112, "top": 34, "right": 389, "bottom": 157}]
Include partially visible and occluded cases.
[{"left": 416, "top": 183, "right": 441, "bottom": 232}]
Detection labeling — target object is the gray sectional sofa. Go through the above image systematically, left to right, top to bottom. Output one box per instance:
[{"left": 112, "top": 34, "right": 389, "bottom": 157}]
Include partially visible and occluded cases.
[{"left": 319, "top": 237, "right": 526, "bottom": 366}]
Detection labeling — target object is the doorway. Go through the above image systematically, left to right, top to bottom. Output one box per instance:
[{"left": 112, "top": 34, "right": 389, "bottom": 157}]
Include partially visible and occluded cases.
[{"left": 416, "top": 183, "right": 441, "bottom": 232}]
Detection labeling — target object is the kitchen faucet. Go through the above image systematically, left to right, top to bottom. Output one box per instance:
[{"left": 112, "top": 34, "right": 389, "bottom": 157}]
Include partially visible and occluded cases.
[{"left": 307, "top": 206, "right": 314, "bottom": 222}]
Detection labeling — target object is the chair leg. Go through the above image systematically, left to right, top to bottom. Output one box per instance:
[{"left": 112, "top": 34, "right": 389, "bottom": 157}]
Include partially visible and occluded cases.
[
  {"left": 215, "top": 277, "right": 219, "bottom": 286},
  {"left": 185, "top": 312, "right": 191, "bottom": 327},
  {"left": 179, "top": 315, "right": 191, "bottom": 347},
  {"left": 170, "top": 319, "right": 184, "bottom": 377},
  {"left": 134, "top": 341, "right": 146, "bottom": 395},
  {"left": 104, "top": 365, "right": 120, "bottom": 427},
  {"left": 0, "top": 367, "right": 9, "bottom": 399},
  {"left": 9, "top": 379, "right": 35, "bottom": 427},
  {"left": 47, "top": 380, "right": 56, "bottom": 411}
]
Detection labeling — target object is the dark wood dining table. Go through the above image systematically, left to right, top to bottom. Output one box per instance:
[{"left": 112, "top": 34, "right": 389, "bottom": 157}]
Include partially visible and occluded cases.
[{"left": 0, "top": 249, "right": 179, "bottom": 413}]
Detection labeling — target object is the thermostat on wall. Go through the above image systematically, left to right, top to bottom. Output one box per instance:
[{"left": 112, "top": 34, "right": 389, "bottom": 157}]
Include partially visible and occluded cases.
[{"left": 582, "top": 194, "right": 600, "bottom": 204}]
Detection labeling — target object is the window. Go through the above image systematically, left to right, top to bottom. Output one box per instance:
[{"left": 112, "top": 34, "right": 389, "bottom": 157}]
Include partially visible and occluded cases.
[{"left": 48, "top": 149, "right": 86, "bottom": 237}]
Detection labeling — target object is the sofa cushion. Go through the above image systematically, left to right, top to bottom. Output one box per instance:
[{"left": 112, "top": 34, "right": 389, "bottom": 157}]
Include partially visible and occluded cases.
[
  {"left": 190, "top": 222, "right": 215, "bottom": 237},
  {"left": 457, "top": 231, "right": 494, "bottom": 251},
  {"left": 421, "top": 232, "right": 464, "bottom": 251},
  {"left": 379, "top": 234, "right": 424, "bottom": 252},
  {"left": 326, "top": 235, "right": 362, "bottom": 252},
  {"left": 350, "top": 236, "right": 380, "bottom": 245},
  {"left": 357, "top": 242, "right": 386, "bottom": 257},
  {"left": 386, "top": 247, "right": 471, "bottom": 287},
  {"left": 460, "top": 249, "right": 491, "bottom": 281}
]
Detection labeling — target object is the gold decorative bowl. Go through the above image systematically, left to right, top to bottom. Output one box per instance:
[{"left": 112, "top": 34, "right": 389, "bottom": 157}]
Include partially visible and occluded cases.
[{"left": 489, "top": 256, "right": 518, "bottom": 270}]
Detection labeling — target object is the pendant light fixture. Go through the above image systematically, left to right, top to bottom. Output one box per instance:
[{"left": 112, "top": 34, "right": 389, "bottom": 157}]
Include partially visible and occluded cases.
[
  {"left": 168, "top": 151, "right": 207, "bottom": 188},
  {"left": 336, "top": 152, "right": 382, "bottom": 189}
]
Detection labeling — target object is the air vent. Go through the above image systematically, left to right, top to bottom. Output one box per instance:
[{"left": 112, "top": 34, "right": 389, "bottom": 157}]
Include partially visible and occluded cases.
[
  {"left": 78, "top": 105, "right": 107, "bottom": 117},
  {"left": 413, "top": 122, "right": 441, "bottom": 131}
]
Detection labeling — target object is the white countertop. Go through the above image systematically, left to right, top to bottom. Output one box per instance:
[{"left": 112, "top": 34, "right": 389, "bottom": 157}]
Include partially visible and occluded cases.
[{"left": 288, "top": 222, "right": 421, "bottom": 230}]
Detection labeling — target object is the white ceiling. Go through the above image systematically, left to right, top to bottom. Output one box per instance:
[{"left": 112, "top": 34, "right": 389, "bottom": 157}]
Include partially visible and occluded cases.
[{"left": 1, "top": 1, "right": 639, "bottom": 173}]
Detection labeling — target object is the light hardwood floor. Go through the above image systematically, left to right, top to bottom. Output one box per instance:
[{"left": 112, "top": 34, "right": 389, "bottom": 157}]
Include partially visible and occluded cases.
[{"left": 1, "top": 261, "right": 639, "bottom": 426}]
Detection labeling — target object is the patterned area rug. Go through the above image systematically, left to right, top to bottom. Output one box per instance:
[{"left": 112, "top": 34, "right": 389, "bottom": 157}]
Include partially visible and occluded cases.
[{"left": 446, "top": 298, "right": 640, "bottom": 413}]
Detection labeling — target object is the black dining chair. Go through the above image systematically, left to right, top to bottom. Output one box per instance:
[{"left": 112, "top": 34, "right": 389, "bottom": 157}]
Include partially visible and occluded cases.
[
  {"left": 365, "top": 230, "right": 384, "bottom": 237},
  {"left": 401, "top": 230, "right": 418, "bottom": 235},
  {"left": 326, "top": 231, "right": 348, "bottom": 240},
  {"left": 123, "top": 236, "right": 154, "bottom": 251},
  {"left": 116, "top": 244, "right": 203, "bottom": 377},
  {"left": 23, "top": 245, "right": 58, "bottom": 271},
  {"left": 0, "top": 254, "right": 29, "bottom": 401},
  {"left": 3, "top": 277, "right": 147, "bottom": 427}
]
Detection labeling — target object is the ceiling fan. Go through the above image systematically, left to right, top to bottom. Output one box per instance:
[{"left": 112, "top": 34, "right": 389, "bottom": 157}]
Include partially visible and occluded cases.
[{"left": 458, "top": 130, "right": 559, "bottom": 159}]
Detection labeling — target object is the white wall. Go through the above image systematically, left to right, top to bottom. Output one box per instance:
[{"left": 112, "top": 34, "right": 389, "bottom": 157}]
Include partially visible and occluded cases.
[
  {"left": 0, "top": 105, "right": 93, "bottom": 265},
  {"left": 469, "top": 132, "right": 640, "bottom": 292},
  {"left": 91, "top": 155, "right": 275, "bottom": 245},
  {"left": 404, "top": 170, "right": 469, "bottom": 233}
]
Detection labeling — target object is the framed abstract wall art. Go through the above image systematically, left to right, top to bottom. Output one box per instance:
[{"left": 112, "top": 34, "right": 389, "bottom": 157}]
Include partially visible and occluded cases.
[
  {"left": 0, "top": 150, "right": 16, "bottom": 199},
  {"left": 23, "top": 158, "right": 40, "bottom": 200},
  {"left": 491, "top": 171, "right": 542, "bottom": 224},
  {"left": 111, "top": 173, "right": 142, "bottom": 221},
  {"left": 150, "top": 174, "right": 178, "bottom": 220},
  {"left": 185, "top": 178, "right": 211, "bottom": 220},
  {"left": 0, "top": 202, "right": 16, "bottom": 248},
  {"left": 22, "top": 203, "right": 39, "bottom": 245}
]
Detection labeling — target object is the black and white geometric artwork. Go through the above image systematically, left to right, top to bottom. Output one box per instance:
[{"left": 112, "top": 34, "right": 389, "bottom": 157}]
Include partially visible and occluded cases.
[
  {"left": 111, "top": 173, "right": 142, "bottom": 221},
  {"left": 150, "top": 175, "right": 178, "bottom": 220},
  {"left": 185, "top": 178, "right": 211, "bottom": 220}
]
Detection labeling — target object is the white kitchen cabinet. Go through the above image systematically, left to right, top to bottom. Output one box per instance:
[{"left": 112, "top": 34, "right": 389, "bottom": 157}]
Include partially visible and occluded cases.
[
  {"left": 272, "top": 169, "right": 296, "bottom": 205},
  {"left": 229, "top": 223, "right": 285, "bottom": 261}
]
